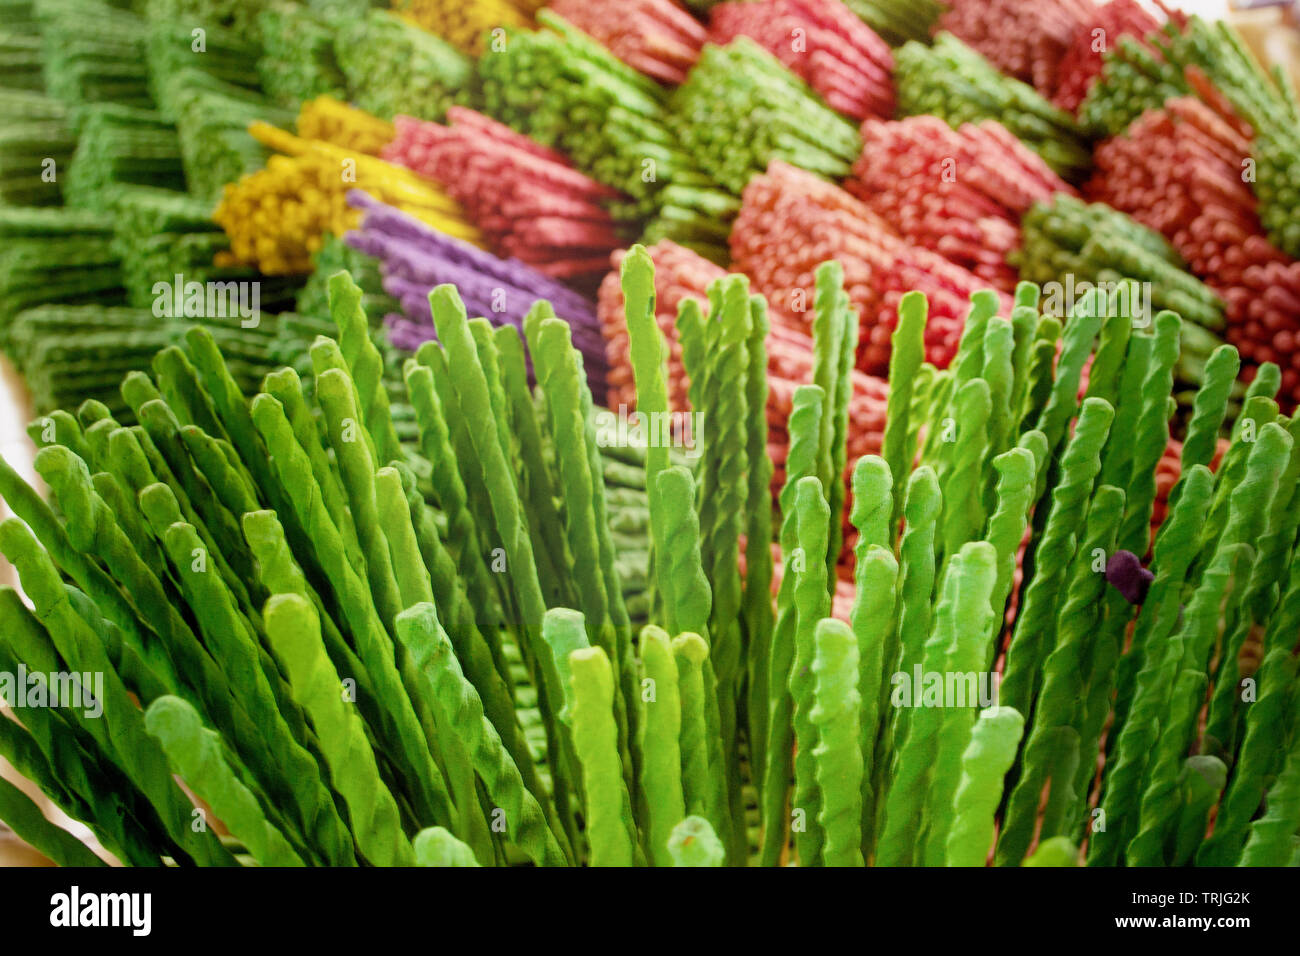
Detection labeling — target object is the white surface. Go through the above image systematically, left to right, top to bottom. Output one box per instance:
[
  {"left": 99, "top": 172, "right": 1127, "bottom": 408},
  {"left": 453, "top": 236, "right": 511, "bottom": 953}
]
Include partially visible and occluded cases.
[{"left": 1181, "top": 0, "right": 1232, "bottom": 16}]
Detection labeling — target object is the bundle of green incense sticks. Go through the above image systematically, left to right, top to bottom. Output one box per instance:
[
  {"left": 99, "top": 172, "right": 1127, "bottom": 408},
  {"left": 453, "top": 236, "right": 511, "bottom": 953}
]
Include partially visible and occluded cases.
[{"left": 0, "top": 250, "right": 1297, "bottom": 868}]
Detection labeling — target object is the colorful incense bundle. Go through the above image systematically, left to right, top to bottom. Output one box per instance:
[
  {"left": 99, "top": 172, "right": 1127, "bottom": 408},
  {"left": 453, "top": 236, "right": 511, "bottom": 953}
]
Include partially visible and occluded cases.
[
  {"left": 35, "top": 0, "right": 153, "bottom": 119},
  {"left": 142, "top": 0, "right": 266, "bottom": 43},
  {"left": 390, "top": 0, "right": 533, "bottom": 56},
  {"left": 548, "top": 0, "right": 706, "bottom": 85},
  {"left": 708, "top": 0, "right": 894, "bottom": 121},
  {"left": 842, "top": 0, "right": 942, "bottom": 46},
  {"left": 933, "top": 0, "right": 1097, "bottom": 100},
  {"left": 1051, "top": 0, "right": 1165, "bottom": 112},
  {"left": 255, "top": 4, "right": 348, "bottom": 108},
  {"left": 334, "top": 9, "right": 471, "bottom": 122},
  {"left": 472, "top": 9, "right": 736, "bottom": 261},
  {"left": 472, "top": 13, "right": 739, "bottom": 262},
  {"left": 474, "top": 16, "right": 682, "bottom": 223},
  {"left": 1078, "top": 16, "right": 1300, "bottom": 260},
  {"left": 1077, "top": 17, "right": 1275, "bottom": 137},
  {"left": 1155, "top": 18, "right": 1300, "bottom": 262},
  {"left": 145, "top": 20, "right": 262, "bottom": 109},
  {"left": 1078, "top": 31, "right": 1186, "bottom": 138},
  {"left": 895, "top": 32, "right": 1091, "bottom": 181},
  {"left": 636, "top": 35, "right": 863, "bottom": 258},
  {"left": 669, "top": 39, "right": 861, "bottom": 196},
  {"left": 164, "top": 71, "right": 296, "bottom": 201},
  {"left": 0, "top": 89, "right": 73, "bottom": 207},
  {"left": 296, "top": 96, "right": 395, "bottom": 156},
  {"left": 1088, "top": 98, "right": 1300, "bottom": 401},
  {"left": 63, "top": 106, "right": 186, "bottom": 211},
  {"left": 384, "top": 108, "right": 624, "bottom": 281},
  {"left": 848, "top": 116, "right": 1074, "bottom": 292},
  {"left": 214, "top": 123, "right": 478, "bottom": 275},
  {"left": 731, "top": 161, "right": 1009, "bottom": 375},
  {"left": 638, "top": 173, "right": 741, "bottom": 267},
  {"left": 105, "top": 184, "right": 301, "bottom": 315},
  {"left": 343, "top": 191, "right": 608, "bottom": 396},
  {"left": 1014, "top": 195, "right": 1227, "bottom": 333},
  {"left": 0, "top": 208, "right": 125, "bottom": 337},
  {"left": 6, "top": 305, "right": 282, "bottom": 417}
]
